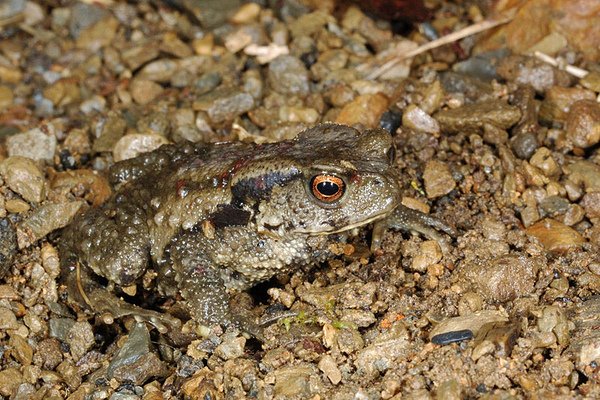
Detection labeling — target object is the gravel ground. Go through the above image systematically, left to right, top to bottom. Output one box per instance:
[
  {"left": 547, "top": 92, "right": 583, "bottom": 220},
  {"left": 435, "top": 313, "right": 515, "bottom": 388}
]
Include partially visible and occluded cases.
[{"left": 1, "top": 0, "right": 600, "bottom": 399}]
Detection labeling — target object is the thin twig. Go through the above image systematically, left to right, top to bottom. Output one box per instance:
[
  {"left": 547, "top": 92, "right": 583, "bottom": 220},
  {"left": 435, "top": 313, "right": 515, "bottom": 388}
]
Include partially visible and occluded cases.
[
  {"left": 0, "top": 13, "right": 24, "bottom": 28},
  {"left": 367, "top": 16, "right": 513, "bottom": 80},
  {"left": 533, "top": 51, "right": 588, "bottom": 78}
]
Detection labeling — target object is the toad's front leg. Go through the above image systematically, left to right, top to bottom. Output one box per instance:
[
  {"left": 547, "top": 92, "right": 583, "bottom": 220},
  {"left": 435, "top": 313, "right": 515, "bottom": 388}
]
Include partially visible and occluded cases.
[
  {"left": 372, "top": 205, "right": 457, "bottom": 252},
  {"left": 165, "top": 230, "right": 264, "bottom": 338}
]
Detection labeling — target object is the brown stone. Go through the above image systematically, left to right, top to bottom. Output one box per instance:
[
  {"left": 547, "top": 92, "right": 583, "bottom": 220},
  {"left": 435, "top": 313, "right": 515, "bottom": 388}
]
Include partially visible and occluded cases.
[
  {"left": 476, "top": 0, "right": 600, "bottom": 62},
  {"left": 539, "top": 87, "right": 595, "bottom": 123},
  {"left": 335, "top": 93, "right": 389, "bottom": 128},
  {"left": 566, "top": 100, "right": 600, "bottom": 148},
  {"left": 423, "top": 160, "right": 456, "bottom": 199},
  {"left": 581, "top": 192, "right": 600, "bottom": 219},
  {"left": 526, "top": 218, "right": 586, "bottom": 253}
]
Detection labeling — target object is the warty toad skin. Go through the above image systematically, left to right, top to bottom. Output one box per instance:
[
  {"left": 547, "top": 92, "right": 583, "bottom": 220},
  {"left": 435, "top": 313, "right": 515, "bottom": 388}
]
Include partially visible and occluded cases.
[{"left": 60, "top": 123, "right": 455, "bottom": 334}]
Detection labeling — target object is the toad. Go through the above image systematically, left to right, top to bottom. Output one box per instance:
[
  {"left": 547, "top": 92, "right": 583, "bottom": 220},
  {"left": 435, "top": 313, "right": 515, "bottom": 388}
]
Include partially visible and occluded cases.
[{"left": 60, "top": 124, "right": 455, "bottom": 334}]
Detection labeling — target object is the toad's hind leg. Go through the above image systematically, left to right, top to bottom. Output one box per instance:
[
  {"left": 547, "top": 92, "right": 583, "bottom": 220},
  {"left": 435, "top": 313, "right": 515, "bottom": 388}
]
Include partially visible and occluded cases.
[
  {"left": 61, "top": 203, "right": 151, "bottom": 287},
  {"left": 60, "top": 205, "right": 183, "bottom": 331},
  {"left": 61, "top": 257, "right": 181, "bottom": 333}
]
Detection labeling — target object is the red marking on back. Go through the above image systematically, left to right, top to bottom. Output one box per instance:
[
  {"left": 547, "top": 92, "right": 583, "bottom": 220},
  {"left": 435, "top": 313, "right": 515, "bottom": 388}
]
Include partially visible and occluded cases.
[
  {"left": 217, "top": 156, "right": 252, "bottom": 188},
  {"left": 229, "top": 157, "right": 251, "bottom": 175}
]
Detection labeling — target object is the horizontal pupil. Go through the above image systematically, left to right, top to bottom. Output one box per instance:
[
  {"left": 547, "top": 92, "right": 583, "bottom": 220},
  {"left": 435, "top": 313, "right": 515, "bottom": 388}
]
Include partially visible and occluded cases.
[{"left": 317, "top": 181, "right": 339, "bottom": 196}]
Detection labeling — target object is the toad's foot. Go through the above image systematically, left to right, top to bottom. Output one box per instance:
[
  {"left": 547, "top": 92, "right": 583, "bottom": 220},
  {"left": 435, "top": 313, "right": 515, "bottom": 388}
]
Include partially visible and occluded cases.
[
  {"left": 372, "top": 205, "right": 457, "bottom": 252},
  {"left": 65, "top": 259, "right": 181, "bottom": 333},
  {"left": 180, "top": 269, "right": 269, "bottom": 340},
  {"left": 86, "top": 288, "right": 182, "bottom": 334}
]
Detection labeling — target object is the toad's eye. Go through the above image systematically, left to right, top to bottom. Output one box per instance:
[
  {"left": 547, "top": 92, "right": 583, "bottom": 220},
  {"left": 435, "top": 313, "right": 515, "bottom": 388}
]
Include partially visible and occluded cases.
[{"left": 310, "top": 175, "right": 345, "bottom": 202}]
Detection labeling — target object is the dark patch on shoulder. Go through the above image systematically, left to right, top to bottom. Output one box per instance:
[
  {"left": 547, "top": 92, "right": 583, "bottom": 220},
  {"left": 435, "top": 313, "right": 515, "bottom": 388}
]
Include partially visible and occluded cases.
[
  {"left": 232, "top": 169, "right": 302, "bottom": 203},
  {"left": 209, "top": 204, "right": 252, "bottom": 228}
]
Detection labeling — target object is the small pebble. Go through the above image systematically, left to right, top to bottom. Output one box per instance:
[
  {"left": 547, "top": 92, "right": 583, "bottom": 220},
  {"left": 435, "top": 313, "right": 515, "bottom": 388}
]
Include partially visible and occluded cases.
[
  {"left": 69, "top": 2, "right": 108, "bottom": 38},
  {"left": 230, "top": 2, "right": 261, "bottom": 24},
  {"left": 289, "top": 10, "right": 333, "bottom": 38},
  {"left": 75, "top": 16, "right": 118, "bottom": 51},
  {"left": 160, "top": 32, "right": 193, "bottom": 59},
  {"left": 122, "top": 44, "right": 160, "bottom": 71},
  {"left": 267, "top": 55, "right": 310, "bottom": 96},
  {"left": 496, "top": 55, "right": 572, "bottom": 93},
  {"left": 137, "top": 59, "right": 179, "bottom": 83},
  {"left": 580, "top": 71, "right": 600, "bottom": 92},
  {"left": 130, "top": 79, "right": 164, "bottom": 105},
  {"left": 324, "top": 84, "right": 355, "bottom": 107},
  {"left": 0, "top": 85, "right": 14, "bottom": 110},
  {"left": 193, "top": 86, "right": 255, "bottom": 124},
  {"left": 539, "top": 86, "right": 595, "bottom": 123},
  {"left": 335, "top": 93, "right": 389, "bottom": 128},
  {"left": 435, "top": 100, "right": 521, "bottom": 133},
  {"left": 565, "top": 100, "right": 600, "bottom": 149},
  {"left": 402, "top": 104, "right": 440, "bottom": 134},
  {"left": 278, "top": 106, "right": 319, "bottom": 124},
  {"left": 379, "top": 109, "right": 402, "bottom": 133},
  {"left": 92, "top": 112, "right": 127, "bottom": 153},
  {"left": 6, "top": 126, "right": 57, "bottom": 163},
  {"left": 510, "top": 132, "right": 539, "bottom": 160},
  {"left": 113, "top": 133, "right": 170, "bottom": 162},
  {"left": 529, "top": 147, "right": 560, "bottom": 177},
  {"left": 0, "top": 157, "right": 46, "bottom": 204},
  {"left": 423, "top": 160, "right": 456, "bottom": 199},
  {"left": 565, "top": 161, "right": 600, "bottom": 193},
  {"left": 581, "top": 192, "right": 600, "bottom": 219},
  {"left": 5, "top": 199, "right": 30, "bottom": 214},
  {"left": 16, "top": 201, "right": 85, "bottom": 249},
  {"left": 562, "top": 204, "right": 584, "bottom": 226},
  {"left": 526, "top": 218, "right": 585, "bottom": 253},
  {"left": 411, "top": 240, "right": 442, "bottom": 272},
  {"left": 463, "top": 254, "right": 540, "bottom": 302},
  {"left": 457, "top": 292, "right": 484, "bottom": 316},
  {"left": 0, "top": 306, "right": 18, "bottom": 330},
  {"left": 538, "top": 306, "right": 569, "bottom": 346},
  {"left": 340, "top": 309, "right": 377, "bottom": 328},
  {"left": 429, "top": 310, "right": 508, "bottom": 342},
  {"left": 48, "top": 318, "right": 75, "bottom": 342},
  {"left": 66, "top": 321, "right": 95, "bottom": 362},
  {"left": 107, "top": 323, "right": 167, "bottom": 385},
  {"left": 354, "top": 323, "right": 407, "bottom": 379},
  {"left": 431, "top": 329, "right": 473, "bottom": 345},
  {"left": 9, "top": 334, "right": 33, "bottom": 366},
  {"left": 214, "top": 334, "right": 246, "bottom": 360},
  {"left": 33, "top": 338, "right": 63, "bottom": 370},
  {"left": 318, "top": 355, "right": 342, "bottom": 385},
  {"left": 57, "top": 360, "right": 81, "bottom": 391},
  {"left": 273, "top": 364, "right": 321, "bottom": 399},
  {"left": 0, "top": 368, "right": 23, "bottom": 398},
  {"left": 435, "top": 379, "right": 462, "bottom": 400}
]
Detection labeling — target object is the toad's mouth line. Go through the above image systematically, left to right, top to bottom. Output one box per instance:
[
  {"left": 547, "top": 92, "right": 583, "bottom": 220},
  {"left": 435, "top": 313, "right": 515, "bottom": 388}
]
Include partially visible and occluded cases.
[{"left": 292, "top": 207, "right": 398, "bottom": 235}]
